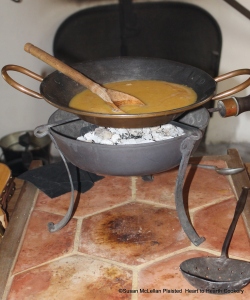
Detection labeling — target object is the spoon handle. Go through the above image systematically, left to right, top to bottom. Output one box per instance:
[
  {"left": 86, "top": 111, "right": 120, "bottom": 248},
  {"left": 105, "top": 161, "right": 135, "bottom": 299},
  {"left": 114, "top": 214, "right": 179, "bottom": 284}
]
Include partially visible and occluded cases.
[
  {"left": 24, "top": 43, "right": 122, "bottom": 112},
  {"left": 24, "top": 43, "right": 101, "bottom": 92},
  {"left": 191, "top": 164, "right": 216, "bottom": 170},
  {"left": 191, "top": 164, "right": 244, "bottom": 175},
  {"left": 221, "top": 187, "right": 250, "bottom": 257}
]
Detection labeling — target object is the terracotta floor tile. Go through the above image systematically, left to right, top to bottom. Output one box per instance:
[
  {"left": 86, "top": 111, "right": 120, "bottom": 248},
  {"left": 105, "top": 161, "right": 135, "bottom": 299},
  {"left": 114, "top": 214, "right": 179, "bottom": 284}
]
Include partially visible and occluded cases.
[
  {"left": 3, "top": 157, "right": 250, "bottom": 300},
  {"left": 135, "top": 160, "right": 233, "bottom": 209},
  {"left": 135, "top": 169, "right": 177, "bottom": 207},
  {"left": 35, "top": 176, "right": 132, "bottom": 217},
  {"left": 194, "top": 198, "right": 250, "bottom": 258},
  {"left": 79, "top": 202, "right": 190, "bottom": 265},
  {"left": 13, "top": 210, "right": 77, "bottom": 274},
  {"left": 138, "top": 250, "right": 250, "bottom": 299},
  {"left": 8, "top": 255, "right": 133, "bottom": 300}
]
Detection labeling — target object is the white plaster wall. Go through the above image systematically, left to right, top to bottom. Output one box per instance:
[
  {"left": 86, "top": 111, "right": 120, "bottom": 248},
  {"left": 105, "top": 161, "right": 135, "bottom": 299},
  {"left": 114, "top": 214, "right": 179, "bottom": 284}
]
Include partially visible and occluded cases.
[
  {"left": 0, "top": 0, "right": 250, "bottom": 144},
  {"left": 0, "top": 0, "right": 115, "bottom": 139}
]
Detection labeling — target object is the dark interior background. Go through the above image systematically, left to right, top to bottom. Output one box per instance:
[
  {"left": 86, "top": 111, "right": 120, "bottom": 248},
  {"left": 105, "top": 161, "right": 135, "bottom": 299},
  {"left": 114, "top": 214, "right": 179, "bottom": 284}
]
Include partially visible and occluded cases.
[{"left": 53, "top": 2, "right": 222, "bottom": 78}]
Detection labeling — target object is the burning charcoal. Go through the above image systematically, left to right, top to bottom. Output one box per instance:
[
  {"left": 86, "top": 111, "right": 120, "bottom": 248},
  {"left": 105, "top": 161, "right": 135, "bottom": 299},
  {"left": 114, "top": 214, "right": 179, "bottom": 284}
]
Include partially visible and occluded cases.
[
  {"left": 77, "top": 123, "right": 184, "bottom": 145},
  {"left": 160, "top": 124, "right": 184, "bottom": 137},
  {"left": 154, "top": 126, "right": 162, "bottom": 133},
  {"left": 108, "top": 127, "right": 119, "bottom": 134},
  {"left": 142, "top": 127, "right": 151, "bottom": 135},
  {"left": 94, "top": 128, "right": 112, "bottom": 140},
  {"left": 109, "top": 128, "right": 129, "bottom": 135},
  {"left": 127, "top": 129, "right": 143, "bottom": 137},
  {"left": 151, "top": 131, "right": 170, "bottom": 141},
  {"left": 78, "top": 132, "right": 99, "bottom": 143},
  {"left": 87, "top": 133, "right": 103, "bottom": 143},
  {"left": 142, "top": 133, "right": 153, "bottom": 141},
  {"left": 111, "top": 134, "right": 120, "bottom": 144},
  {"left": 130, "top": 134, "right": 142, "bottom": 139},
  {"left": 120, "top": 138, "right": 153, "bottom": 144},
  {"left": 99, "top": 139, "right": 114, "bottom": 145}
]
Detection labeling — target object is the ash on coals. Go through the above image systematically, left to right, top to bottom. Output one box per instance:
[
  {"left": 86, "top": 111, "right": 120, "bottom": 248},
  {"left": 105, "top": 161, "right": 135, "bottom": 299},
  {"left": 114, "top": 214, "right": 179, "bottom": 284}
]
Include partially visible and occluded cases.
[{"left": 77, "top": 124, "right": 184, "bottom": 145}]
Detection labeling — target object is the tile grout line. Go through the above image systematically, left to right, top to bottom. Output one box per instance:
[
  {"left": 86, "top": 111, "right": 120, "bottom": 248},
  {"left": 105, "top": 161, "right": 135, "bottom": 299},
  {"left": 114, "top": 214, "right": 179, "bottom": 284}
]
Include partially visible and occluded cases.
[
  {"left": 7, "top": 159, "right": 245, "bottom": 298},
  {"left": 131, "top": 176, "right": 137, "bottom": 202},
  {"left": 34, "top": 194, "right": 235, "bottom": 220},
  {"left": 189, "top": 195, "right": 235, "bottom": 214},
  {"left": 135, "top": 199, "right": 175, "bottom": 209},
  {"left": 35, "top": 200, "right": 134, "bottom": 219},
  {"left": 76, "top": 200, "right": 135, "bottom": 218},
  {"left": 9, "top": 217, "right": 83, "bottom": 278},
  {"left": 73, "top": 217, "right": 83, "bottom": 252},
  {"left": 10, "top": 226, "right": 245, "bottom": 280},
  {"left": 8, "top": 243, "right": 232, "bottom": 284},
  {"left": 130, "top": 246, "right": 195, "bottom": 271},
  {"left": 10, "top": 251, "right": 136, "bottom": 278},
  {"left": 11, "top": 252, "right": 78, "bottom": 276},
  {"left": 75, "top": 252, "right": 137, "bottom": 270},
  {"left": 131, "top": 269, "right": 139, "bottom": 300}
]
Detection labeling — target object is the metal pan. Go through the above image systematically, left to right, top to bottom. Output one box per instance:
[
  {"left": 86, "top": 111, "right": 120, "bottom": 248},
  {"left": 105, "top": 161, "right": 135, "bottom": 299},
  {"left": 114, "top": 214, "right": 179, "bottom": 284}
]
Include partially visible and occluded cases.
[
  {"left": 2, "top": 57, "right": 250, "bottom": 128},
  {"left": 44, "top": 109, "right": 206, "bottom": 176},
  {"left": 180, "top": 187, "right": 250, "bottom": 293}
]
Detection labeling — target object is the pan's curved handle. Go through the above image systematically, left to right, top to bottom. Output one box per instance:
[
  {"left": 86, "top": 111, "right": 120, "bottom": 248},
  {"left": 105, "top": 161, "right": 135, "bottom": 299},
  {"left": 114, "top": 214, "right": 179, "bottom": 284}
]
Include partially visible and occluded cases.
[
  {"left": 1, "top": 64, "right": 43, "bottom": 99},
  {"left": 213, "top": 69, "right": 250, "bottom": 100}
]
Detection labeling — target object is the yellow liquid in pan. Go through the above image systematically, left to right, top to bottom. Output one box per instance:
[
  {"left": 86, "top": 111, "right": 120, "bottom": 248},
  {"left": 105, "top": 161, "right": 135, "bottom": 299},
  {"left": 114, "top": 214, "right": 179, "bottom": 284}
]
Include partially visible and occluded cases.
[{"left": 69, "top": 80, "right": 197, "bottom": 114}]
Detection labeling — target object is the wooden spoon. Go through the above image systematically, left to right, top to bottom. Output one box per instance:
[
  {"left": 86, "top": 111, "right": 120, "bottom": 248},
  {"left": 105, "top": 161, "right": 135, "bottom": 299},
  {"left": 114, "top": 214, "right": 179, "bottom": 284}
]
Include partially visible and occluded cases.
[{"left": 24, "top": 43, "right": 145, "bottom": 113}]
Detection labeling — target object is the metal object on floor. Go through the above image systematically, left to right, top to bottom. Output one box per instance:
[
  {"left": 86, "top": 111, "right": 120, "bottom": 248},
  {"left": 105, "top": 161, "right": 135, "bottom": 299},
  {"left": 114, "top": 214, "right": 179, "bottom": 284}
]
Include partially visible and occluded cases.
[
  {"left": 34, "top": 123, "right": 76, "bottom": 233},
  {"left": 191, "top": 164, "right": 245, "bottom": 175},
  {"left": 180, "top": 187, "right": 250, "bottom": 292}
]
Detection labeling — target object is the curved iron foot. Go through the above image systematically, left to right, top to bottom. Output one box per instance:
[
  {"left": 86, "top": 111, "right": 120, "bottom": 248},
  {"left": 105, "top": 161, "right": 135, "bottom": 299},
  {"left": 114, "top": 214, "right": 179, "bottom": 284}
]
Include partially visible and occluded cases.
[
  {"left": 34, "top": 124, "right": 76, "bottom": 232},
  {"left": 175, "top": 130, "right": 205, "bottom": 246},
  {"left": 141, "top": 175, "right": 154, "bottom": 182}
]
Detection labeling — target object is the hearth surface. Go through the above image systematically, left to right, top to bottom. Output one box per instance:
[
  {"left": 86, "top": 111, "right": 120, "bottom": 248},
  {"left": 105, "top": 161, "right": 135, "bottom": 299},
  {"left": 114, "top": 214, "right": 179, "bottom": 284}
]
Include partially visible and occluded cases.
[{"left": 0, "top": 149, "right": 250, "bottom": 299}]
